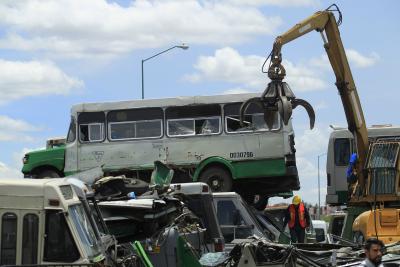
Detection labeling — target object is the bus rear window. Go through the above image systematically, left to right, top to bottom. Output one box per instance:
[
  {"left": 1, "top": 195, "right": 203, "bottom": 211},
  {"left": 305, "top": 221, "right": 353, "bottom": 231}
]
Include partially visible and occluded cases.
[{"left": 334, "top": 138, "right": 350, "bottom": 166}]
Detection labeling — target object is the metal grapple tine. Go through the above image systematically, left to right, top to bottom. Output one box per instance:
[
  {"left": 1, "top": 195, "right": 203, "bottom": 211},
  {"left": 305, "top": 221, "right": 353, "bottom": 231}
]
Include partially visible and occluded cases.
[
  {"left": 277, "top": 96, "right": 293, "bottom": 126},
  {"left": 239, "top": 97, "right": 264, "bottom": 127},
  {"left": 292, "top": 98, "right": 316, "bottom": 129}
]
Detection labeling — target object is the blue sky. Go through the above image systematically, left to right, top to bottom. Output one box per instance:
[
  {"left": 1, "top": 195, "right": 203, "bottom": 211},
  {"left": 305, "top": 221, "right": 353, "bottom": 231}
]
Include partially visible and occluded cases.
[{"left": 0, "top": 0, "right": 398, "bottom": 205}]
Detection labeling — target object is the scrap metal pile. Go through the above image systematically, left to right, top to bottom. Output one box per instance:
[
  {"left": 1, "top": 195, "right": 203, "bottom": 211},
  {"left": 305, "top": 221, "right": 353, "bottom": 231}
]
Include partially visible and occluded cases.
[{"left": 67, "top": 164, "right": 400, "bottom": 267}]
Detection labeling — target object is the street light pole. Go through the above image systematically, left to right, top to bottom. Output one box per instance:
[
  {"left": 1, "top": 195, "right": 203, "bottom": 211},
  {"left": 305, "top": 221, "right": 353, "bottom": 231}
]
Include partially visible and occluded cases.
[
  {"left": 141, "top": 44, "right": 189, "bottom": 99},
  {"left": 317, "top": 152, "right": 327, "bottom": 220}
]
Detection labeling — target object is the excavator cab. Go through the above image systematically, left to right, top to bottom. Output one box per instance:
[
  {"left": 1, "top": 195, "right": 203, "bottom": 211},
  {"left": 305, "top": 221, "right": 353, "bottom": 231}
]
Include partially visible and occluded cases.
[{"left": 366, "top": 139, "right": 400, "bottom": 198}]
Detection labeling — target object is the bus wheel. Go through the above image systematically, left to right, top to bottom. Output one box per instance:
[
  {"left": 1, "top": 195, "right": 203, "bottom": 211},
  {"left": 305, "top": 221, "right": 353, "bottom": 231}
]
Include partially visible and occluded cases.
[
  {"left": 199, "top": 167, "right": 232, "bottom": 192},
  {"left": 36, "top": 169, "right": 60, "bottom": 178}
]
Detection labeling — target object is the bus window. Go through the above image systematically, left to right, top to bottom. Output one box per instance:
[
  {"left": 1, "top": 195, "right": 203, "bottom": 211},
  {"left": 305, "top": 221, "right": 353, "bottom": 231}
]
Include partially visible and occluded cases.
[
  {"left": 224, "top": 103, "right": 280, "bottom": 133},
  {"left": 166, "top": 104, "right": 221, "bottom": 137},
  {"left": 107, "top": 108, "right": 163, "bottom": 140},
  {"left": 78, "top": 112, "right": 105, "bottom": 143},
  {"left": 66, "top": 116, "right": 76, "bottom": 143},
  {"left": 196, "top": 118, "right": 220, "bottom": 135},
  {"left": 168, "top": 119, "right": 195, "bottom": 136},
  {"left": 136, "top": 120, "right": 162, "bottom": 138},
  {"left": 79, "top": 123, "right": 104, "bottom": 142},
  {"left": 334, "top": 138, "right": 350, "bottom": 166},
  {"left": 216, "top": 200, "right": 251, "bottom": 242},
  {"left": 69, "top": 204, "right": 102, "bottom": 259},
  {"left": 44, "top": 210, "right": 80, "bottom": 262},
  {"left": 1, "top": 213, "right": 17, "bottom": 265},
  {"left": 22, "top": 214, "right": 39, "bottom": 264}
]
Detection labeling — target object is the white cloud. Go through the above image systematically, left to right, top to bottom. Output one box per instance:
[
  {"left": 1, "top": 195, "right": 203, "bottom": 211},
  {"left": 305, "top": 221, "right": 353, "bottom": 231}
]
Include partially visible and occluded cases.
[
  {"left": 0, "top": 0, "right": 281, "bottom": 58},
  {"left": 225, "top": 0, "right": 320, "bottom": 7},
  {"left": 184, "top": 47, "right": 266, "bottom": 87},
  {"left": 185, "top": 47, "right": 327, "bottom": 92},
  {"left": 310, "top": 49, "right": 380, "bottom": 70},
  {"left": 346, "top": 49, "right": 380, "bottom": 68},
  {"left": 0, "top": 59, "right": 83, "bottom": 104},
  {"left": 282, "top": 60, "right": 327, "bottom": 91},
  {"left": 222, "top": 88, "right": 254, "bottom": 94},
  {"left": 314, "top": 101, "right": 328, "bottom": 110},
  {"left": 0, "top": 115, "right": 40, "bottom": 142},
  {"left": 294, "top": 126, "right": 330, "bottom": 157},
  {"left": 11, "top": 147, "right": 45, "bottom": 173},
  {"left": 297, "top": 157, "right": 318, "bottom": 178},
  {"left": 0, "top": 161, "right": 22, "bottom": 179}
]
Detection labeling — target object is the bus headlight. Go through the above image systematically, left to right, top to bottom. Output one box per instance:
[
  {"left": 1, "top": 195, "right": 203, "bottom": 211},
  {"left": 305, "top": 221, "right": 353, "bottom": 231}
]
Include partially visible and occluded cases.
[{"left": 22, "top": 154, "right": 29, "bottom": 164}]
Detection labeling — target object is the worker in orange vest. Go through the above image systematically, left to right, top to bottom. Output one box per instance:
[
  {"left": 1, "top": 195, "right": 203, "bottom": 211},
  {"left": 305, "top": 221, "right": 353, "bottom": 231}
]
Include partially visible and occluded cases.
[{"left": 283, "top": 195, "right": 311, "bottom": 243}]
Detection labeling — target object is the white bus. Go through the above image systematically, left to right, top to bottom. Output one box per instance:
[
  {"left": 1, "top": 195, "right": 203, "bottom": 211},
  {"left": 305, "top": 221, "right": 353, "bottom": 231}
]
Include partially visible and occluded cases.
[
  {"left": 62, "top": 93, "right": 298, "bottom": 199},
  {"left": 326, "top": 125, "right": 400, "bottom": 205},
  {"left": 0, "top": 178, "right": 106, "bottom": 265}
]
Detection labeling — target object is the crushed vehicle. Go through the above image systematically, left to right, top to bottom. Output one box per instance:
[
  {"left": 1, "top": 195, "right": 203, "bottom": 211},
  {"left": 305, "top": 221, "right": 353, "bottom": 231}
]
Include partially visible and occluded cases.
[
  {"left": 83, "top": 164, "right": 224, "bottom": 267},
  {"left": 0, "top": 178, "right": 140, "bottom": 267}
]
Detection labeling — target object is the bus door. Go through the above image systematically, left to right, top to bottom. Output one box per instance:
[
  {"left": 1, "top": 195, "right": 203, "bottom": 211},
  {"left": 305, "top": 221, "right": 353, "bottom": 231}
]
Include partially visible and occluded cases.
[
  {"left": 76, "top": 112, "right": 107, "bottom": 171},
  {"left": 65, "top": 116, "right": 79, "bottom": 174},
  {"left": 0, "top": 209, "right": 42, "bottom": 265}
]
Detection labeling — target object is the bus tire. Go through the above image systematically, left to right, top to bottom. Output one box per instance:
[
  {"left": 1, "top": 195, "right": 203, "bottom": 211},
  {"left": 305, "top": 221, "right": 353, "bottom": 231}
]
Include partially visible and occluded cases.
[
  {"left": 199, "top": 167, "right": 232, "bottom": 192},
  {"left": 36, "top": 169, "right": 60, "bottom": 179}
]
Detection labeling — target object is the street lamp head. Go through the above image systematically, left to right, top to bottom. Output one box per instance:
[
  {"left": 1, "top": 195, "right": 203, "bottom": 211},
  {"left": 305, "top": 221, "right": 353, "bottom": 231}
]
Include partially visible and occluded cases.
[{"left": 177, "top": 43, "right": 189, "bottom": 50}]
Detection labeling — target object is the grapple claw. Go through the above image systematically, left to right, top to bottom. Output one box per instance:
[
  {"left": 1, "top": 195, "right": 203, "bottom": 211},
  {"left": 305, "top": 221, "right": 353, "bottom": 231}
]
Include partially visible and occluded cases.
[
  {"left": 240, "top": 49, "right": 315, "bottom": 130},
  {"left": 240, "top": 80, "right": 315, "bottom": 130},
  {"left": 277, "top": 96, "right": 292, "bottom": 125},
  {"left": 239, "top": 97, "right": 264, "bottom": 127},
  {"left": 292, "top": 98, "right": 315, "bottom": 129}
]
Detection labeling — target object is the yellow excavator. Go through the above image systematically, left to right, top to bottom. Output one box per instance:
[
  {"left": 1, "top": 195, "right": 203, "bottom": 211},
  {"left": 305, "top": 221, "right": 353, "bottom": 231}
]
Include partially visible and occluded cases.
[{"left": 241, "top": 4, "right": 400, "bottom": 244}]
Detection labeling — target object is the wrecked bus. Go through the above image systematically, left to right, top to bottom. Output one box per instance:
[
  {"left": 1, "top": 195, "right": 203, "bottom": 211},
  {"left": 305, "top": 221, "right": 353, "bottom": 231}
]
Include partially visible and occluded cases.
[
  {"left": 22, "top": 93, "right": 299, "bottom": 199},
  {"left": 0, "top": 178, "right": 110, "bottom": 265}
]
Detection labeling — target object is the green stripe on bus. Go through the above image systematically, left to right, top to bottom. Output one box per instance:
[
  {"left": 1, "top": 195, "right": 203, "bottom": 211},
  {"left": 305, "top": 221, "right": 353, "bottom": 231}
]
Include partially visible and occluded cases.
[{"left": 233, "top": 158, "right": 286, "bottom": 178}]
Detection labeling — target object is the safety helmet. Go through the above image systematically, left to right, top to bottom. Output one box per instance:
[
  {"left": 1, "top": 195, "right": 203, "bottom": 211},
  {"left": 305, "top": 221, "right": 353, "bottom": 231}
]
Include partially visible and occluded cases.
[{"left": 292, "top": 195, "right": 301, "bottom": 205}]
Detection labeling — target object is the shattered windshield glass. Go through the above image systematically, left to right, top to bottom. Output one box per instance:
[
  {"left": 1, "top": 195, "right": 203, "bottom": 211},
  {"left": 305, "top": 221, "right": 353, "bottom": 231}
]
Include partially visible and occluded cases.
[{"left": 68, "top": 204, "right": 102, "bottom": 260}]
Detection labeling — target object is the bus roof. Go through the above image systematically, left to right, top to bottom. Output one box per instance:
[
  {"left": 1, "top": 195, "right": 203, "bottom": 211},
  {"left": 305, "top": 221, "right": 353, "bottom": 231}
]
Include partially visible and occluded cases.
[
  {"left": 71, "top": 93, "right": 260, "bottom": 113},
  {"left": 330, "top": 125, "right": 400, "bottom": 139},
  {"left": 0, "top": 178, "right": 72, "bottom": 197}
]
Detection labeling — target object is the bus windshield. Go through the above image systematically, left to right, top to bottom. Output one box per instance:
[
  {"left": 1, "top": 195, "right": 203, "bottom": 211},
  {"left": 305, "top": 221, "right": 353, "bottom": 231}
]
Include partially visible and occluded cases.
[{"left": 68, "top": 204, "right": 102, "bottom": 260}]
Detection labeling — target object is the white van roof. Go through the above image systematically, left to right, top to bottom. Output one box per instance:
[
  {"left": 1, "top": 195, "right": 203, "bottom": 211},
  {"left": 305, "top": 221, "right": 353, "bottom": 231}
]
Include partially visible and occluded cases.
[{"left": 169, "top": 182, "right": 211, "bottom": 195}]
